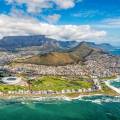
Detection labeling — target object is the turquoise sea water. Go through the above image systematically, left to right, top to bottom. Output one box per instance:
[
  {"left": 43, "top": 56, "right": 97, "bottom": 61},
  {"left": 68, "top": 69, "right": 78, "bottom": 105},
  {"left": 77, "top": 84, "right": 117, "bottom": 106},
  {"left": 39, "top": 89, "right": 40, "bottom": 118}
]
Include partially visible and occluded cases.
[
  {"left": 110, "top": 49, "right": 120, "bottom": 56},
  {"left": 111, "top": 80, "right": 120, "bottom": 88},
  {"left": 0, "top": 95, "right": 120, "bottom": 120}
]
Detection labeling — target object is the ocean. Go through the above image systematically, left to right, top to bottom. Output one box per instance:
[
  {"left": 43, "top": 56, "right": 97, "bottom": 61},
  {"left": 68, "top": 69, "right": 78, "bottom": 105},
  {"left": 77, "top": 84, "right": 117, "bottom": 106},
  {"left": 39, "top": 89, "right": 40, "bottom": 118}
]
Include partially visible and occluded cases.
[
  {"left": 110, "top": 49, "right": 120, "bottom": 56},
  {"left": 0, "top": 78, "right": 120, "bottom": 120},
  {"left": 0, "top": 96, "right": 120, "bottom": 120}
]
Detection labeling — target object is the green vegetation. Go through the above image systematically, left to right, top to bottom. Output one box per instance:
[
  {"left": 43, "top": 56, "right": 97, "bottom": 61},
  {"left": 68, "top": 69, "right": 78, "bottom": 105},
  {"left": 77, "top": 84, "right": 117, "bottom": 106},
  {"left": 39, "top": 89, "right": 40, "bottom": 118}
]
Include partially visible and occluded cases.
[
  {"left": 0, "top": 74, "right": 93, "bottom": 93},
  {"left": 0, "top": 75, "right": 118, "bottom": 97},
  {"left": 100, "top": 75, "right": 117, "bottom": 80},
  {"left": 30, "top": 76, "right": 93, "bottom": 91},
  {"left": 0, "top": 85, "right": 27, "bottom": 92}
]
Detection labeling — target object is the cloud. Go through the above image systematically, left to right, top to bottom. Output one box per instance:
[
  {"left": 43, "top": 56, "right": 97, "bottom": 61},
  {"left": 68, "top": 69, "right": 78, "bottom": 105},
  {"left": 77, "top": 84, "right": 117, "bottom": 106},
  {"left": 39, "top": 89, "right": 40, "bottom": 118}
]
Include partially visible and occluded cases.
[
  {"left": 5, "top": 0, "right": 81, "bottom": 13},
  {"left": 6, "top": 0, "right": 52, "bottom": 13},
  {"left": 54, "top": 0, "right": 75, "bottom": 9},
  {"left": 73, "top": 10, "right": 98, "bottom": 18},
  {"left": 0, "top": 14, "right": 106, "bottom": 40},
  {"left": 45, "top": 14, "right": 61, "bottom": 23},
  {"left": 91, "top": 18, "right": 120, "bottom": 45},
  {"left": 93, "top": 18, "right": 120, "bottom": 29},
  {"left": 102, "top": 18, "right": 120, "bottom": 26}
]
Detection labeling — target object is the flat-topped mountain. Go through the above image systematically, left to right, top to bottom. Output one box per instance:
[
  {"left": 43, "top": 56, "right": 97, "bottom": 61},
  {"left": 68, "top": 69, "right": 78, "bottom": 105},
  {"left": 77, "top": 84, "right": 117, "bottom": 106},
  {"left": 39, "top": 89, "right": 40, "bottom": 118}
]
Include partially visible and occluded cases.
[
  {"left": 0, "top": 35, "right": 78, "bottom": 52},
  {"left": 0, "top": 35, "right": 59, "bottom": 51}
]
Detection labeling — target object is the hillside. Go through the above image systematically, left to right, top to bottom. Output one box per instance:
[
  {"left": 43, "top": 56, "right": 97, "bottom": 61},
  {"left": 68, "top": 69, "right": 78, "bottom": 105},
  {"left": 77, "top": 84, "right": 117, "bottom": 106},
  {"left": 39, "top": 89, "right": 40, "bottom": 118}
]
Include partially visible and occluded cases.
[
  {"left": 15, "top": 42, "right": 105, "bottom": 65},
  {"left": 16, "top": 52, "right": 75, "bottom": 66}
]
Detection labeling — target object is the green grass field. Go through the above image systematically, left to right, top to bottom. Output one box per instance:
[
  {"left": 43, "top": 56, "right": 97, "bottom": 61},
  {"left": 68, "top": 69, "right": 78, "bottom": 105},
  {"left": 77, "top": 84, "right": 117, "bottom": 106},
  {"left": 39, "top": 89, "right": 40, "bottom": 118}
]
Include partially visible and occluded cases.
[
  {"left": 0, "top": 76, "right": 93, "bottom": 92},
  {"left": 30, "top": 76, "right": 93, "bottom": 91},
  {"left": 0, "top": 85, "right": 27, "bottom": 92}
]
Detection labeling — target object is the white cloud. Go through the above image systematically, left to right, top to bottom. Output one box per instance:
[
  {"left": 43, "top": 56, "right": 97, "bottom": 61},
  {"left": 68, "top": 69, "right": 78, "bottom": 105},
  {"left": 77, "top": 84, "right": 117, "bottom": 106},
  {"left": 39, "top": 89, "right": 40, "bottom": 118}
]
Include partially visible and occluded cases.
[
  {"left": 5, "top": 0, "right": 80, "bottom": 13},
  {"left": 6, "top": 0, "right": 52, "bottom": 13},
  {"left": 54, "top": 0, "right": 75, "bottom": 9},
  {"left": 73, "top": 10, "right": 98, "bottom": 18},
  {"left": 0, "top": 14, "right": 106, "bottom": 40},
  {"left": 45, "top": 14, "right": 61, "bottom": 23},
  {"left": 93, "top": 18, "right": 120, "bottom": 29},
  {"left": 102, "top": 18, "right": 120, "bottom": 26}
]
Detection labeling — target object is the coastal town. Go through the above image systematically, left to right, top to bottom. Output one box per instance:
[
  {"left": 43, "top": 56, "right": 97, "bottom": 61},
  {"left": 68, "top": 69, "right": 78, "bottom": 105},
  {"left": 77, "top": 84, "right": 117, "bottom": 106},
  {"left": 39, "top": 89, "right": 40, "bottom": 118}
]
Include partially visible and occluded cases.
[
  {"left": 0, "top": 50, "right": 119, "bottom": 97},
  {"left": 2, "top": 52, "right": 120, "bottom": 78}
]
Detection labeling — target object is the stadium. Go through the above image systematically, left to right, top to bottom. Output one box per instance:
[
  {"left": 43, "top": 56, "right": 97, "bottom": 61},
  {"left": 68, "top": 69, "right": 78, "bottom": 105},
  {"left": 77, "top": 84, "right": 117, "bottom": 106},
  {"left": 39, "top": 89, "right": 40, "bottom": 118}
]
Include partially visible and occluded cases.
[{"left": 1, "top": 77, "right": 21, "bottom": 85}]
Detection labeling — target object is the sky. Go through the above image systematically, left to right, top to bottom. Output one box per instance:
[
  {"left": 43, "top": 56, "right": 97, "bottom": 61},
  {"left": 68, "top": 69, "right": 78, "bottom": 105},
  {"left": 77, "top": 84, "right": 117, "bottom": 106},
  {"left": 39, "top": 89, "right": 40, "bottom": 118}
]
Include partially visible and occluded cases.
[{"left": 0, "top": 0, "right": 120, "bottom": 45}]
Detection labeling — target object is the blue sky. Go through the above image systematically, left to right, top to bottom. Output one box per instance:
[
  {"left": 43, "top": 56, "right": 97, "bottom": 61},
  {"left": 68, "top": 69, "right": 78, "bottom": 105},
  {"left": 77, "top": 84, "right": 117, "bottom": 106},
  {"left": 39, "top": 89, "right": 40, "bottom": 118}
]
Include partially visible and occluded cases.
[{"left": 0, "top": 0, "right": 120, "bottom": 45}]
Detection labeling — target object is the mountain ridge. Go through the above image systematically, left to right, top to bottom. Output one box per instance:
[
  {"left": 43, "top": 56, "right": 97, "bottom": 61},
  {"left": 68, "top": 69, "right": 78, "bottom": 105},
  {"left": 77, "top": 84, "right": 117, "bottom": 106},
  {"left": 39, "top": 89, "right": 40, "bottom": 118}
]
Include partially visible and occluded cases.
[
  {"left": 0, "top": 35, "right": 78, "bottom": 52},
  {"left": 0, "top": 35, "right": 117, "bottom": 52},
  {"left": 15, "top": 41, "right": 106, "bottom": 66}
]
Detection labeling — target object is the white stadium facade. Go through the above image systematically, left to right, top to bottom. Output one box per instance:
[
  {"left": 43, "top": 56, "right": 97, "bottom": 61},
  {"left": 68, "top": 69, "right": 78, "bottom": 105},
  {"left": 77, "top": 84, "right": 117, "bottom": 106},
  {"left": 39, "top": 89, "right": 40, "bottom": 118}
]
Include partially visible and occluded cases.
[{"left": 1, "top": 77, "right": 21, "bottom": 85}]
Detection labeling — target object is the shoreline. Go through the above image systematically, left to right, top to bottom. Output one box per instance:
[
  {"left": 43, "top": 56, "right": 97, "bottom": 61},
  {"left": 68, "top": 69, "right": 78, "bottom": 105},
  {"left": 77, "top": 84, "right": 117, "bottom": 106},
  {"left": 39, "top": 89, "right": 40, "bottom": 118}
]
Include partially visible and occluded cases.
[
  {"left": 0, "top": 76, "right": 119, "bottom": 101},
  {"left": 104, "top": 76, "right": 120, "bottom": 94},
  {"left": 0, "top": 91, "right": 117, "bottom": 101},
  {"left": 0, "top": 93, "right": 104, "bottom": 101}
]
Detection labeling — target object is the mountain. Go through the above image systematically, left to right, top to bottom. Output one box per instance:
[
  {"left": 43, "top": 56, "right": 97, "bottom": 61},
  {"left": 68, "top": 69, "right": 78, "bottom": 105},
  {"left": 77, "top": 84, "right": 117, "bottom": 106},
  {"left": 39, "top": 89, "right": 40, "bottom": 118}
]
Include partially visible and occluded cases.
[
  {"left": 0, "top": 35, "right": 78, "bottom": 52},
  {"left": 0, "top": 35, "right": 59, "bottom": 51},
  {"left": 0, "top": 35, "right": 118, "bottom": 53},
  {"left": 59, "top": 41, "right": 78, "bottom": 49},
  {"left": 15, "top": 42, "right": 105, "bottom": 65},
  {"left": 69, "top": 42, "right": 107, "bottom": 62},
  {"left": 82, "top": 42, "right": 117, "bottom": 51},
  {"left": 17, "top": 52, "right": 75, "bottom": 66}
]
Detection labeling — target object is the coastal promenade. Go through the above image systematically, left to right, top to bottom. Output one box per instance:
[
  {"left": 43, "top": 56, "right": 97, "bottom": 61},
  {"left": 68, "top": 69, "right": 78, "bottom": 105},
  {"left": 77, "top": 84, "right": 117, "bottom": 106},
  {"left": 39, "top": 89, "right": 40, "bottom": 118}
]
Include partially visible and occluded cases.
[{"left": 0, "top": 87, "right": 101, "bottom": 96}]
